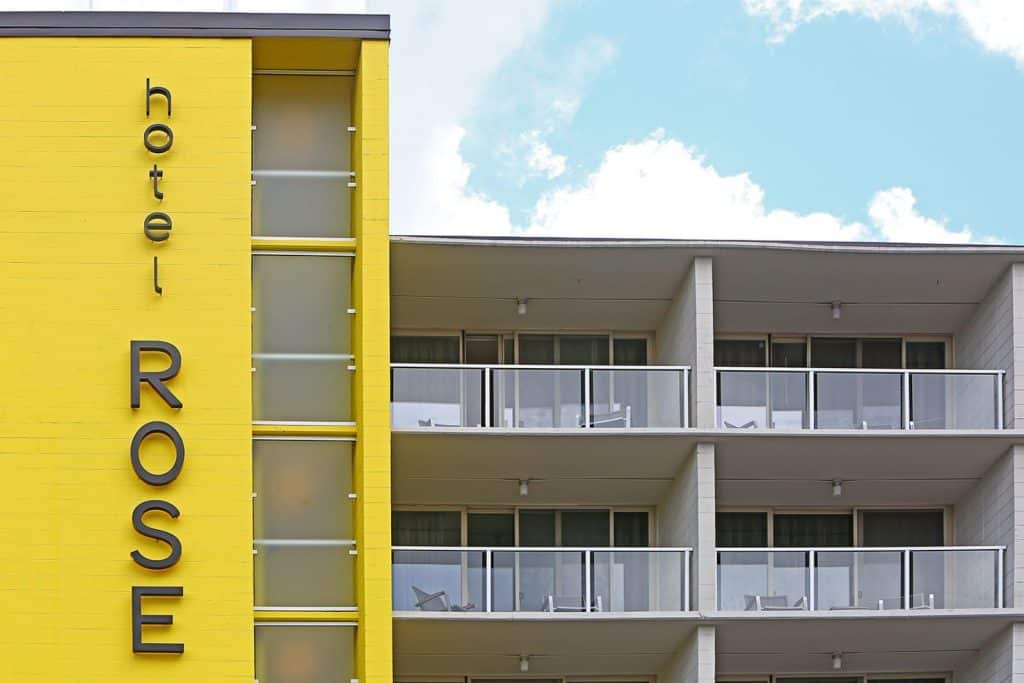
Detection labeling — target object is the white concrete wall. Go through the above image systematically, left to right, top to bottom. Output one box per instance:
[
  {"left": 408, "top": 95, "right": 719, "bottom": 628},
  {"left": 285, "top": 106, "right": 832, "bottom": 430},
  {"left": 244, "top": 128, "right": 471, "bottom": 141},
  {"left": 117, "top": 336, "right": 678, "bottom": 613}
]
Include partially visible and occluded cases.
[
  {"left": 656, "top": 256, "right": 715, "bottom": 428},
  {"left": 956, "top": 263, "right": 1024, "bottom": 429},
  {"left": 658, "top": 442, "right": 716, "bottom": 611},
  {"left": 955, "top": 445, "right": 1024, "bottom": 608},
  {"left": 955, "top": 623, "right": 1024, "bottom": 682},
  {"left": 658, "top": 626, "right": 715, "bottom": 683}
]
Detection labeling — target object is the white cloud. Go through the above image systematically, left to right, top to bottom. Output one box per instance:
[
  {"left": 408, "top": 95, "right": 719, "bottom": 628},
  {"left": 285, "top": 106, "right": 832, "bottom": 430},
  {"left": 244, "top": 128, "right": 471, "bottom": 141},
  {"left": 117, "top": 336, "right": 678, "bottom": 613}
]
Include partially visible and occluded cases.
[
  {"left": 744, "top": 0, "right": 1024, "bottom": 66},
  {"left": 521, "top": 130, "right": 567, "bottom": 180},
  {"left": 523, "top": 130, "right": 870, "bottom": 240},
  {"left": 514, "top": 131, "right": 977, "bottom": 243},
  {"left": 867, "top": 186, "right": 972, "bottom": 242}
]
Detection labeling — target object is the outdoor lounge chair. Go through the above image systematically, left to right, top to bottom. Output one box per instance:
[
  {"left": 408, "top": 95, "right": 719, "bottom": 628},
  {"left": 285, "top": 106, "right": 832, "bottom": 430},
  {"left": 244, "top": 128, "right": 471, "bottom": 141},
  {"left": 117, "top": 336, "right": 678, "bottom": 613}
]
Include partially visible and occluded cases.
[
  {"left": 411, "top": 586, "right": 476, "bottom": 612},
  {"left": 543, "top": 594, "right": 604, "bottom": 612},
  {"left": 744, "top": 594, "right": 808, "bottom": 611}
]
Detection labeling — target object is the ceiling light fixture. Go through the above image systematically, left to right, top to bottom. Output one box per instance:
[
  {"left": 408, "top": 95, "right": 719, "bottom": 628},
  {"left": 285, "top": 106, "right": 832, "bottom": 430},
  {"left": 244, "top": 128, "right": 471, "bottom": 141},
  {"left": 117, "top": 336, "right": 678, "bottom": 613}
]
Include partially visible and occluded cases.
[
  {"left": 517, "top": 298, "right": 528, "bottom": 315},
  {"left": 832, "top": 301, "right": 842, "bottom": 320},
  {"left": 518, "top": 479, "right": 529, "bottom": 497},
  {"left": 832, "top": 479, "right": 843, "bottom": 497},
  {"left": 832, "top": 652, "right": 843, "bottom": 670},
  {"left": 520, "top": 655, "right": 530, "bottom": 673}
]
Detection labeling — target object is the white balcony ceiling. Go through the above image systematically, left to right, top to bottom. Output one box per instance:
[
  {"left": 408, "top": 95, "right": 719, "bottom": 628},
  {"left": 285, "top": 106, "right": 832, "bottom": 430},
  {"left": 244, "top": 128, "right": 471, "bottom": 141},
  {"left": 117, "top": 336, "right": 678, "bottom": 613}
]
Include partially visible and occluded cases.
[
  {"left": 390, "top": 237, "right": 1024, "bottom": 334},
  {"left": 392, "top": 430, "right": 1021, "bottom": 508},
  {"left": 393, "top": 611, "right": 1024, "bottom": 678}
]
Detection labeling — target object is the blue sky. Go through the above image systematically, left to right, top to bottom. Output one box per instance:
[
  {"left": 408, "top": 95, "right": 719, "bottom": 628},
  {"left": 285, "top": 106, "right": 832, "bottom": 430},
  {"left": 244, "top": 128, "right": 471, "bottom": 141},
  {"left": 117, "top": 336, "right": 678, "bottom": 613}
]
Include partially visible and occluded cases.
[
  {"left": 8, "top": 0, "right": 1023, "bottom": 242},
  {"left": 378, "top": 0, "right": 1024, "bottom": 243},
  {"left": 465, "top": 1, "right": 1022, "bottom": 235}
]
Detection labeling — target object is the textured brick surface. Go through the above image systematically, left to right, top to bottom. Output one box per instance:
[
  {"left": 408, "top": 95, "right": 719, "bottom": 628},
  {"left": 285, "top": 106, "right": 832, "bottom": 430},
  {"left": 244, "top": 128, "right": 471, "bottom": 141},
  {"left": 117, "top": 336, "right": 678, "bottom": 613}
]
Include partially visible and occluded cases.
[{"left": 0, "top": 38, "right": 253, "bottom": 681}]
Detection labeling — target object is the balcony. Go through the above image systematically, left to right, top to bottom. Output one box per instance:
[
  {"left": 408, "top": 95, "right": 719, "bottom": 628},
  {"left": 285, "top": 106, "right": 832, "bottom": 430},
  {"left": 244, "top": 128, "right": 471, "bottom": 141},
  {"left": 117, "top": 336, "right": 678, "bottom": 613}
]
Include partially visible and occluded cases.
[
  {"left": 392, "top": 364, "right": 690, "bottom": 430},
  {"left": 716, "top": 368, "right": 1003, "bottom": 430},
  {"left": 392, "top": 546, "right": 692, "bottom": 613},
  {"left": 717, "top": 546, "right": 1004, "bottom": 612}
]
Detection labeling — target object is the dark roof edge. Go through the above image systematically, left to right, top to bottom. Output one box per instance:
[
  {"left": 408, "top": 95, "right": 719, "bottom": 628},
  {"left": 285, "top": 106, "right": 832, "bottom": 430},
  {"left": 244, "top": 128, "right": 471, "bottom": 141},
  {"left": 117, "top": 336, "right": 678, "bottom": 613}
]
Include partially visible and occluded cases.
[{"left": 0, "top": 11, "right": 390, "bottom": 39}]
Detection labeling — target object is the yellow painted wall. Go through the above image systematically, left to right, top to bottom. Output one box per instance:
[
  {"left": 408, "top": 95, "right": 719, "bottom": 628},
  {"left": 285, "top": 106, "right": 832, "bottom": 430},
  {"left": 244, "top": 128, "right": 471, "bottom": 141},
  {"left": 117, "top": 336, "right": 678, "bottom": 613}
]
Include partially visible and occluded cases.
[
  {"left": 0, "top": 38, "right": 253, "bottom": 681},
  {"left": 353, "top": 38, "right": 393, "bottom": 683}
]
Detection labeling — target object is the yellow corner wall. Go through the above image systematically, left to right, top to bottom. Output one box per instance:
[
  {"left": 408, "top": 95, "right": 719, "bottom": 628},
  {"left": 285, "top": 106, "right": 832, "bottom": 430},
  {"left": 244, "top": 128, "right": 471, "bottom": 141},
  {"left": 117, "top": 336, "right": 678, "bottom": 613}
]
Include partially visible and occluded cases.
[
  {"left": 0, "top": 38, "right": 254, "bottom": 681},
  {"left": 353, "top": 38, "right": 393, "bottom": 683}
]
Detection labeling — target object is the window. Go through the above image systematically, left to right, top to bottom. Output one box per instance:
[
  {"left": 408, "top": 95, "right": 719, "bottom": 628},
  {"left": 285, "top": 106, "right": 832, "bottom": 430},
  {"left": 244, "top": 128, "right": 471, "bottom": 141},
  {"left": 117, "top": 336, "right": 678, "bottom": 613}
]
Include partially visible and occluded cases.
[
  {"left": 252, "top": 73, "right": 354, "bottom": 237},
  {"left": 252, "top": 253, "right": 353, "bottom": 422},
  {"left": 391, "top": 335, "right": 460, "bottom": 364},
  {"left": 715, "top": 339, "right": 766, "bottom": 367},
  {"left": 253, "top": 439, "right": 355, "bottom": 609},
  {"left": 392, "top": 510, "right": 462, "bottom": 546},
  {"left": 717, "top": 512, "right": 768, "bottom": 547},
  {"left": 773, "top": 514, "right": 852, "bottom": 547},
  {"left": 255, "top": 623, "right": 354, "bottom": 683}
]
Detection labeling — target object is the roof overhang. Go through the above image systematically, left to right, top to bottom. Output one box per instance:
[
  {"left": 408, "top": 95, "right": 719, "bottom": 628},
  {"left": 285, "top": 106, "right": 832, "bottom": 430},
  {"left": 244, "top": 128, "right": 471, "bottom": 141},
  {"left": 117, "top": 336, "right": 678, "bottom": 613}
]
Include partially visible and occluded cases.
[{"left": 0, "top": 11, "right": 390, "bottom": 39}]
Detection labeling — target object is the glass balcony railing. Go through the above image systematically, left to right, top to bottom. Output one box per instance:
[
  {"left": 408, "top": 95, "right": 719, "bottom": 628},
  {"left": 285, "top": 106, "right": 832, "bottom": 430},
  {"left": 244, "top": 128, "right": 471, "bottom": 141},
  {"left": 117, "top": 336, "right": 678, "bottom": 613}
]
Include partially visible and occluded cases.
[
  {"left": 391, "top": 364, "right": 690, "bottom": 429},
  {"left": 716, "top": 368, "right": 1004, "bottom": 430},
  {"left": 392, "top": 546, "right": 692, "bottom": 613},
  {"left": 717, "top": 546, "right": 1004, "bottom": 611}
]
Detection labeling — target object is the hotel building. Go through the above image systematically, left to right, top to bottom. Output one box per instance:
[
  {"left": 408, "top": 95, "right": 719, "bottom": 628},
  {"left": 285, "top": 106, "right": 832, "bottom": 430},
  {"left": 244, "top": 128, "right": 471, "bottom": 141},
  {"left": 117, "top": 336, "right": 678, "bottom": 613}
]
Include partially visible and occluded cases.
[{"left": 2, "top": 9, "right": 1024, "bottom": 683}]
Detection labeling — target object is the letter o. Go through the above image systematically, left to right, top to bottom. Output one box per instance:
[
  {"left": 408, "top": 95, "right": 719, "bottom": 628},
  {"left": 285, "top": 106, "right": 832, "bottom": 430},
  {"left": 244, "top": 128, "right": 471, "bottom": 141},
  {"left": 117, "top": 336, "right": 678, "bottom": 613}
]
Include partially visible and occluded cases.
[
  {"left": 144, "top": 123, "right": 174, "bottom": 154},
  {"left": 131, "top": 421, "right": 184, "bottom": 486}
]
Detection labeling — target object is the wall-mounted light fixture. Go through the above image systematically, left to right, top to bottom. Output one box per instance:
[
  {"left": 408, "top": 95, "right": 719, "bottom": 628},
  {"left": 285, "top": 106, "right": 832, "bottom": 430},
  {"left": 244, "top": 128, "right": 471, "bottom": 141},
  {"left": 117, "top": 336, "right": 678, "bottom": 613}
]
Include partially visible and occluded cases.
[
  {"left": 517, "top": 298, "right": 528, "bottom": 315},
  {"left": 831, "top": 301, "right": 842, "bottom": 320},
  {"left": 518, "top": 479, "right": 529, "bottom": 497},
  {"left": 832, "top": 479, "right": 843, "bottom": 497},
  {"left": 832, "top": 652, "right": 843, "bottom": 670},
  {"left": 520, "top": 655, "right": 530, "bottom": 673}
]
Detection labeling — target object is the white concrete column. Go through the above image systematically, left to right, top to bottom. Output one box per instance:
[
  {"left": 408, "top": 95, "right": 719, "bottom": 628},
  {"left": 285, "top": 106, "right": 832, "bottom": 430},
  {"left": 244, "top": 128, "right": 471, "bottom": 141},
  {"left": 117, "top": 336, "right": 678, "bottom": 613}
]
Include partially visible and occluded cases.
[
  {"left": 656, "top": 256, "right": 715, "bottom": 428},
  {"left": 956, "top": 262, "right": 1024, "bottom": 429},
  {"left": 658, "top": 442, "right": 716, "bottom": 611},
  {"left": 955, "top": 445, "right": 1024, "bottom": 608},
  {"left": 954, "top": 623, "right": 1024, "bottom": 682},
  {"left": 658, "top": 626, "right": 715, "bottom": 683}
]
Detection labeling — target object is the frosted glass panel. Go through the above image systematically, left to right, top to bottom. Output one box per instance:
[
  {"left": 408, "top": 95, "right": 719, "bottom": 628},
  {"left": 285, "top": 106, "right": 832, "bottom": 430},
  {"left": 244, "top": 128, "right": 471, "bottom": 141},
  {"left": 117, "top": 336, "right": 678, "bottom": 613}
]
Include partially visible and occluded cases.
[
  {"left": 252, "top": 74, "right": 353, "bottom": 237},
  {"left": 253, "top": 74, "right": 352, "bottom": 171},
  {"left": 253, "top": 174, "right": 351, "bottom": 237},
  {"left": 253, "top": 254, "right": 352, "bottom": 355},
  {"left": 253, "top": 356, "right": 352, "bottom": 422},
  {"left": 254, "top": 440, "right": 353, "bottom": 540},
  {"left": 255, "top": 544, "right": 354, "bottom": 607},
  {"left": 255, "top": 624, "right": 354, "bottom": 683}
]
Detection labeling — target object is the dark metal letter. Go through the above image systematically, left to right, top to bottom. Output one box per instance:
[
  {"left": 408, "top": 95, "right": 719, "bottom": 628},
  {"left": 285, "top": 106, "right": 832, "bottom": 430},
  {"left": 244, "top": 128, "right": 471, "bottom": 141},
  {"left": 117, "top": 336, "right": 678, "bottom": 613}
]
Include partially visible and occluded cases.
[
  {"left": 146, "top": 78, "right": 172, "bottom": 117},
  {"left": 144, "top": 124, "right": 173, "bottom": 154},
  {"left": 149, "top": 164, "right": 164, "bottom": 200},
  {"left": 143, "top": 212, "right": 172, "bottom": 242},
  {"left": 153, "top": 257, "right": 162, "bottom": 296},
  {"left": 130, "top": 340, "right": 182, "bottom": 409},
  {"left": 130, "top": 422, "right": 185, "bottom": 486},
  {"left": 131, "top": 500, "right": 182, "bottom": 570},
  {"left": 131, "top": 586, "right": 184, "bottom": 654}
]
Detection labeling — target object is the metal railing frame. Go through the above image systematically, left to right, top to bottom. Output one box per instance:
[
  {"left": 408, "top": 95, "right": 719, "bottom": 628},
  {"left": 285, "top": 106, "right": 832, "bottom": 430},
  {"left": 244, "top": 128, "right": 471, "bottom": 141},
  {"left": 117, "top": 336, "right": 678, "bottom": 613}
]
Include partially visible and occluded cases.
[
  {"left": 391, "top": 364, "right": 692, "bottom": 429},
  {"left": 715, "top": 367, "right": 1005, "bottom": 430},
  {"left": 716, "top": 545, "right": 1006, "bottom": 610},
  {"left": 392, "top": 546, "right": 694, "bottom": 612}
]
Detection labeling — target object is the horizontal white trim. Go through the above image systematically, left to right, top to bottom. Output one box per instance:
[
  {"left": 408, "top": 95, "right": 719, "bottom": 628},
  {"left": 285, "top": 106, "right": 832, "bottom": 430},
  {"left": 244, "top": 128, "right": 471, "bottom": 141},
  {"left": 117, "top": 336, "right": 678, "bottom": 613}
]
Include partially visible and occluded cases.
[
  {"left": 253, "top": 169, "right": 354, "bottom": 178},
  {"left": 253, "top": 250, "right": 355, "bottom": 257},
  {"left": 253, "top": 353, "right": 354, "bottom": 361},
  {"left": 392, "top": 363, "right": 691, "bottom": 371},
  {"left": 717, "top": 366, "right": 1004, "bottom": 375},
  {"left": 253, "top": 420, "right": 356, "bottom": 427},
  {"left": 253, "top": 435, "right": 356, "bottom": 442},
  {"left": 255, "top": 539, "right": 356, "bottom": 547},
  {"left": 717, "top": 545, "right": 1005, "bottom": 552},
  {"left": 254, "top": 606, "right": 357, "bottom": 612},
  {"left": 253, "top": 626, "right": 358, "bottom": 630}
]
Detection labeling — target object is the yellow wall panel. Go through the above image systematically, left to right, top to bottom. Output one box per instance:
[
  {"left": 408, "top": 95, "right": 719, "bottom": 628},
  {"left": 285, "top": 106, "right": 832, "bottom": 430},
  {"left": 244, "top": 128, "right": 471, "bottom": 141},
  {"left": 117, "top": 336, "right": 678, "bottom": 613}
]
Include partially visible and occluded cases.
[
  {"left": 0, "top": 38, "right": 253, "bottom": 681},
  {"left": 352, "top": 38, "right": 393, "bottom": 683}
]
